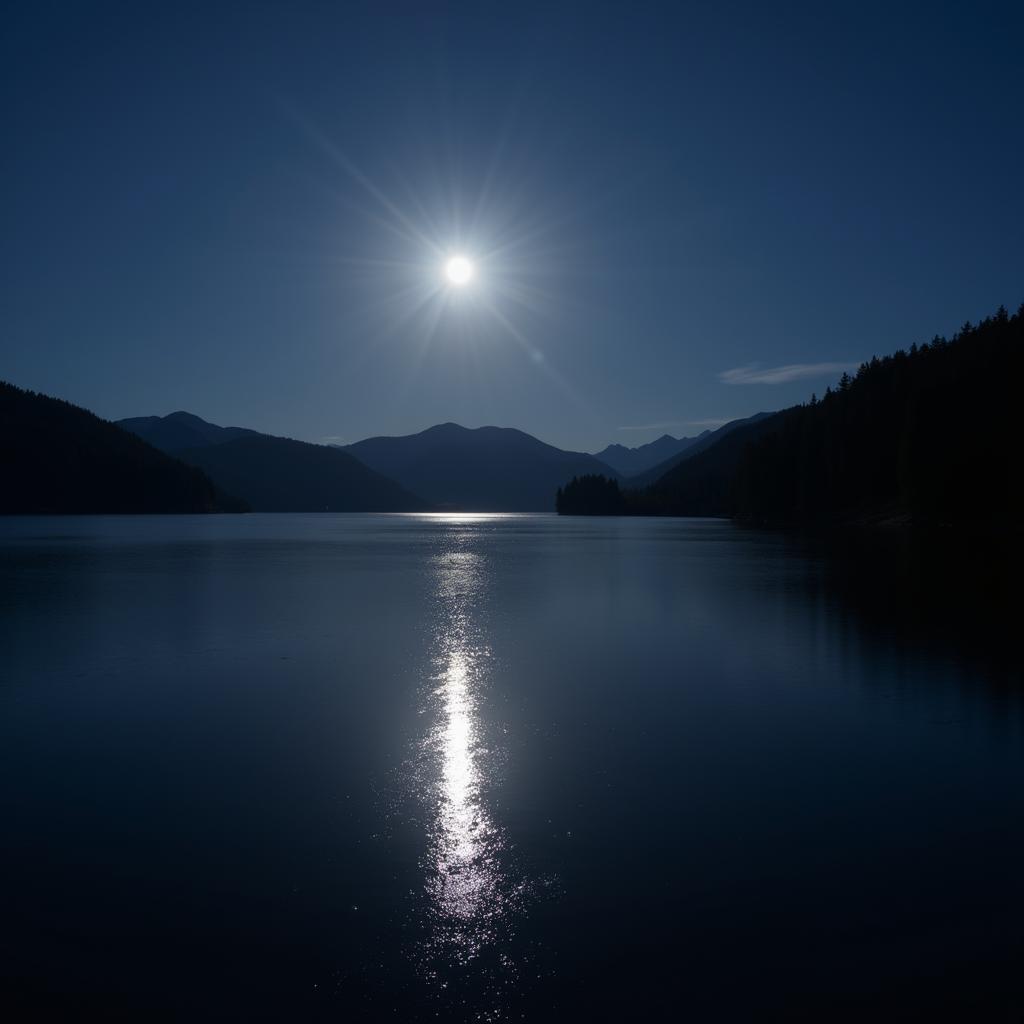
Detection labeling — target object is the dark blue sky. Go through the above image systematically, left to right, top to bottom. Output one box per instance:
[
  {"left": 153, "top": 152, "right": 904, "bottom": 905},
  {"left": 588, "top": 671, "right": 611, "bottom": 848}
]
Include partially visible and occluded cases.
[{"left": 3, "top": 1, "right": 1022, "bottom": 451}]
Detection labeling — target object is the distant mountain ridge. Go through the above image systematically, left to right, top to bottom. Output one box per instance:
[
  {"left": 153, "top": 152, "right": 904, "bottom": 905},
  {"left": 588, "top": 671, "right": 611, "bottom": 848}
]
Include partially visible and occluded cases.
[
  {"left": 1, "top": 382, "right": 245, "bottom": 513},
  {"left": 117, "top": 411, "right": 261, "bottom": 453},
  {"left": 117, "top": 413, "right": 427, "bottom": 512},
  {"left": 119, "top": 413, "right": 617, "bottom": 512},
  {"left": 625, "top": 413, "right": 773, "bottom": 487},
  {"left": 344, "top": 422, "right": 619, "bottom": 511},
  {"left": 594, "top": 433, "right": 705, "bottom": 475}
]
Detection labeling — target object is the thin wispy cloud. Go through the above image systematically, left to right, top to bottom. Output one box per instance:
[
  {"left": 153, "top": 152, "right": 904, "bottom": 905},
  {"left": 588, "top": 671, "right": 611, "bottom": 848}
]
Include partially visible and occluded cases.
[
  {"left": 719, "top": 361, "right": 857, "bottom": 385},
  {"left": 619, "top": 416, "right": 732, "bottom": 433},
  {"left": 686, "top": 418, "right": 730, "bottom": 428},
  {"left": 618, "top": 421, "right": 686, "bottom": 432}
]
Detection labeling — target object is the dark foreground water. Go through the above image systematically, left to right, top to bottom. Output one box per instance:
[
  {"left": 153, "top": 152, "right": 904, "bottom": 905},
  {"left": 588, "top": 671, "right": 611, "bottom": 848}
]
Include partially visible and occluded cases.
[{"left": 1, "top": 514, "right": 1021, "bottom": 1022}]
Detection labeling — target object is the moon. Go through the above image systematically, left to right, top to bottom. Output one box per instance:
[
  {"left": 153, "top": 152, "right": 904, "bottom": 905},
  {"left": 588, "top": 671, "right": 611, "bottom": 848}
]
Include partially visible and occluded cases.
[{"left": 445, "top": 256, "right": 474, "bottom": 286}]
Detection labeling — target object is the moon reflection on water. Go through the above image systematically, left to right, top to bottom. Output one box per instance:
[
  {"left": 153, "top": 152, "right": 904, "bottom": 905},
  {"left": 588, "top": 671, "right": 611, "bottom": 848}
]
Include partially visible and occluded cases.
[{"left": 407, "top": 522, "right": 539, "bottom": 1015}]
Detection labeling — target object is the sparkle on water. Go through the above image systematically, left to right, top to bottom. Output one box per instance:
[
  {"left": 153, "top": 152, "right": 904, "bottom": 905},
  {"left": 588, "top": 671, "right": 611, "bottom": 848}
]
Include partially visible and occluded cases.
[
  {"left": 409, "top": 522, "right": 537, "bottom": 1016},
  {"left": 422, "top": 547, "right": 504, "bottom": 960},
  {"left": 430, "top": 646, "right": 498, "bottom": 925}
]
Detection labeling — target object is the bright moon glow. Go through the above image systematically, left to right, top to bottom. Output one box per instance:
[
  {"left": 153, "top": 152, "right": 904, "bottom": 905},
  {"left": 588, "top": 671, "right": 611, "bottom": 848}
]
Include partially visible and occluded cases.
[{"left": 445, "top": 256, "right": 474, "bottom": 286}]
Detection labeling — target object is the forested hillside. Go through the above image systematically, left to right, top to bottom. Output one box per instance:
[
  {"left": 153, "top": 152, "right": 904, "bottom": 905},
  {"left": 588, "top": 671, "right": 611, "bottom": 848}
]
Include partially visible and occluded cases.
[
  {"left": 558, "top": 304, "right": 1023, "bottom": 525},
  {"left": 0, "top": 382, "right": 246, "bottom": 513}
]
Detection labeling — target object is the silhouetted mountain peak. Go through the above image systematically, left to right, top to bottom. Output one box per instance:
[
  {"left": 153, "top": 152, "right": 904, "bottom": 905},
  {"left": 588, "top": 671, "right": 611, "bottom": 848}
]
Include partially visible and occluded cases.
[
  {"left": 117, "top": 410, "right": 262, "bottom": 453},
  {"left": 623, "top": 412, "right": 773, "bottom": 486},
  {"left": 420, "top": 422, "right": 537, "bottom": 443},
  {"left": 344, "top": 423, "right": 619, "bottom": 511},
  {"left": 595, "top": 431, "right": 698, "bottom": 476}
]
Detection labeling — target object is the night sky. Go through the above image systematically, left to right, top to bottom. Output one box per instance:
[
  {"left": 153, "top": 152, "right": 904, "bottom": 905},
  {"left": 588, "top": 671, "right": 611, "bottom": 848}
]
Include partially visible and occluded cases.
[{"left": 3, "top": 1, "right": 1022, "bottom": 452}]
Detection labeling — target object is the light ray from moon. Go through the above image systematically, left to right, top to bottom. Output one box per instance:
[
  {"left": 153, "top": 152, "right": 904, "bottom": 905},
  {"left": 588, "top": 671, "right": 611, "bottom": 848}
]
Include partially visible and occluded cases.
[{"left": 282, "top": 101, "right": 604, "bottom": 429}]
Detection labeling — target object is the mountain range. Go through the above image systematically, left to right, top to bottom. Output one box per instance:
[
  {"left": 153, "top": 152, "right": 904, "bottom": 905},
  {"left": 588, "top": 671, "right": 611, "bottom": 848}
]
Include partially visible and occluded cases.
[
  {"left": 5, "top": 301, "right": 1020, "bottom": 521},
  {"left": 1, "top": 387, "right": 785, "bottom": 516},
  {"left": 116, "top": 413, "right": 781, "bottom": 514},
  {"left": 622, "top": 413, "right": 773, "bottom": 488},
  {"left": 116, "top": 414, "right": 627, "bottom": 512},
  {"left": 117, "top": 414, "right": 782, "bottom": 514},
  {"left": 593, "top": 433, "right": 704, "bottom": 476}
]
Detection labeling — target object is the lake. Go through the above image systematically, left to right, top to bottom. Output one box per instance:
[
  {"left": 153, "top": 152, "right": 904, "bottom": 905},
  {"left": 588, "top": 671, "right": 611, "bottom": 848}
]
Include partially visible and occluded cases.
[{"left": 1, "top": 514, "right": 1021, "bottom": 1021}]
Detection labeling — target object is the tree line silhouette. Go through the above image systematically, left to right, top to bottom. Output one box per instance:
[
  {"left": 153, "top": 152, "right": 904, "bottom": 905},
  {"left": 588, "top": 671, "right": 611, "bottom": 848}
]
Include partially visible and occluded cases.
[
  {"left": 557, "top": 302, "right": 1023, "bottom": 525},
  {"left": 0, "top": 381, "right": 247, "bottom": 514}
]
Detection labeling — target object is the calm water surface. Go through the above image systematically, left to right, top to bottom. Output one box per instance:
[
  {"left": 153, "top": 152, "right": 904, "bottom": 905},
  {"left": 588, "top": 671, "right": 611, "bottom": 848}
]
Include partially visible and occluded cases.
[{"left": 1, "top": 514, "right": 1021, "bottom": 1021}]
